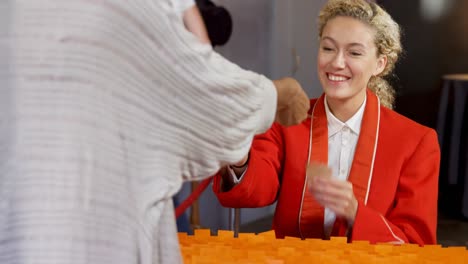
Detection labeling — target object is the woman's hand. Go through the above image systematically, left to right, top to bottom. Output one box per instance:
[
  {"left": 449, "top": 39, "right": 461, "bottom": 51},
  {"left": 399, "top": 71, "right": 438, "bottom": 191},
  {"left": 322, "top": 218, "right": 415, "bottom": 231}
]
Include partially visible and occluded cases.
[
  {"left": 229, "top": 153, "right": 249, "bottom": 177},
  {"left": 219, "top": 154, "right": 249, "bottom": 192},
  {"left": 232, "top": 154, "right": 249, "bottom": 168},
  {"left": 307, "top": 163, "right": 358, "bottom": 225}
]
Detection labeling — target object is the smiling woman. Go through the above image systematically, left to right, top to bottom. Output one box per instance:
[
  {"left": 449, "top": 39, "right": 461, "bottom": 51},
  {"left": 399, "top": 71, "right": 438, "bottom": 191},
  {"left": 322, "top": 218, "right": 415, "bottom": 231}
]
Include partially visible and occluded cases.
[{"left": 212, "top": 0, "right": 441, "bottom": 246}]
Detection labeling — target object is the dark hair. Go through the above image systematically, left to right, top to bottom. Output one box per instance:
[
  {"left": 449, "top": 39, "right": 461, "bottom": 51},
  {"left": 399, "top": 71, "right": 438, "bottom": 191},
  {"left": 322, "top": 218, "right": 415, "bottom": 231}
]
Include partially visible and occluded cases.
[{"left": 196, "top": 0, "right": 233, "bottom": 47}]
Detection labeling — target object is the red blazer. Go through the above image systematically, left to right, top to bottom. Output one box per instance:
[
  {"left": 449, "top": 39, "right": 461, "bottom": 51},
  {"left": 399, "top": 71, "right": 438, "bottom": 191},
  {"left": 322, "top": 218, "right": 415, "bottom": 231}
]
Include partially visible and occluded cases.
[{"left": 213, "top": 92, "right": 440, "bottom": 245}]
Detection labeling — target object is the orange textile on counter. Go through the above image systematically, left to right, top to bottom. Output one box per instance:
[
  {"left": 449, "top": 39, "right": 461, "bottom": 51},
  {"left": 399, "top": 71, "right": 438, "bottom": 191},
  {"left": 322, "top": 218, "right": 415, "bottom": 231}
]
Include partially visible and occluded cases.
[{"left": 179, "top": 230, "right": 468, "bottom": 263}]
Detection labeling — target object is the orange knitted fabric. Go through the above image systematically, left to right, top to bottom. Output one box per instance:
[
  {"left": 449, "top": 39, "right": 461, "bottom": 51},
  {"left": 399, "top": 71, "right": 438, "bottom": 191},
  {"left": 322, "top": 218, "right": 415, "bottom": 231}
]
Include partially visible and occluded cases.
[{"left": 179, "top": 230, "right": 468, "bottom": 263}]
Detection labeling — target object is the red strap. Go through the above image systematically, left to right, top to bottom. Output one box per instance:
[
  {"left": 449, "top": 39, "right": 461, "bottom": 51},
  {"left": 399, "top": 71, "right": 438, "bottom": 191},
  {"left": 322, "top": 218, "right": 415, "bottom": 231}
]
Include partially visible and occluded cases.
[{"left": 175, "top": 177, "right": 213, "bottom": 218}]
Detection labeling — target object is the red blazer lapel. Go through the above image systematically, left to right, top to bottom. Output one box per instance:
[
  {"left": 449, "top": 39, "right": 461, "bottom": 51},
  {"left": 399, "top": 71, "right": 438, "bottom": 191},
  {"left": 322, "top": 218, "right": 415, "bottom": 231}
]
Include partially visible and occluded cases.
[
  {"left": 348, "top": 90, "right": 380, "bottom": 204},
  {"left": 299, "top": 95, "right": 328, "bottom": 239}
]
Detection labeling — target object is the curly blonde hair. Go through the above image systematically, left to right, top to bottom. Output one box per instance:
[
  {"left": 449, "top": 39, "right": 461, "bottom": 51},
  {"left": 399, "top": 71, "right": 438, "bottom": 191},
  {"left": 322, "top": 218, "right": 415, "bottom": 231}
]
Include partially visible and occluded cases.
[{"left": 318, "top": 0, "right": 402, "bottom": 109}]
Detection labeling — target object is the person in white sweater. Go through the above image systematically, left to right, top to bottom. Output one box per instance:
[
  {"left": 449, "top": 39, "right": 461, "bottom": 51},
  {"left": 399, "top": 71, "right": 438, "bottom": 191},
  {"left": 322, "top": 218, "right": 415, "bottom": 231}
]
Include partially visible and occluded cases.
[{"left": 0, "top": 1, "right": 309, "bottom": 264}]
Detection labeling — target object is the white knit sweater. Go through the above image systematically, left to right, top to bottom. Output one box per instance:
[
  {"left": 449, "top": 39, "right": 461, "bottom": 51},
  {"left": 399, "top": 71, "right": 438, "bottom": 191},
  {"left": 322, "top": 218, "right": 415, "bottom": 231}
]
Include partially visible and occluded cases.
[{"left": 0, "top": 1, "right": 277, "bottom": 263}]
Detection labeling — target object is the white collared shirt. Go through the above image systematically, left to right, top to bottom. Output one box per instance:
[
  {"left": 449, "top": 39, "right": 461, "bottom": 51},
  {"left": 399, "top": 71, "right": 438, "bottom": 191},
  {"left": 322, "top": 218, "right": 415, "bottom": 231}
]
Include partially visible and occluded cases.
[{"left": 323, "top": 95, "right": 366, "bottom": 237}]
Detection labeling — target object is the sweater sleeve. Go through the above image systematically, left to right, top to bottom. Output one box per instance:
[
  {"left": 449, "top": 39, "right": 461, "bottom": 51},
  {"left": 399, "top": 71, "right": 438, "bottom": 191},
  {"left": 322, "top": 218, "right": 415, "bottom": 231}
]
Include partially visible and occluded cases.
[
  {"left": 171, "top": 0, "right": 195, "bottom": 14},
  {"left": 151, "top": 2, "right": 278, "bottom": 182},
  {"left": 213, "top": 123, "right": 284, "bottom": 208},
  {"left": 351, "top": 129, "right": 440, "bottom": 245}
]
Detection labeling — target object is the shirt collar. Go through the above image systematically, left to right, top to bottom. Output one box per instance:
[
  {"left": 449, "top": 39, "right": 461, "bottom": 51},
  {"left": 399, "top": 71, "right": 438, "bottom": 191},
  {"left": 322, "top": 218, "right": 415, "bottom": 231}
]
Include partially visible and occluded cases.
[{"left": 324, "top": 95, "right": 367, "bottom": 137}]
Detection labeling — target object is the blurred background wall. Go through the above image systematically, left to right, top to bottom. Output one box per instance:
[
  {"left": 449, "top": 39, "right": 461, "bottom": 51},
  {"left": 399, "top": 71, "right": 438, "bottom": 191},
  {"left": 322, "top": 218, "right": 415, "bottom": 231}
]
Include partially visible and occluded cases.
[{"left": 379, "top": 0, "right": 468, "bottom": 128}]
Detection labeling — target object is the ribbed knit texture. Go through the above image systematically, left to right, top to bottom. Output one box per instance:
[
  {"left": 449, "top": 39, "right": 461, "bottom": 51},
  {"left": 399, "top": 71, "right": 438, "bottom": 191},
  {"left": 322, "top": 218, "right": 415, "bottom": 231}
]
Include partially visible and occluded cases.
[{"left": 0, "top": 1, "right": 277, "bottom": 263}]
